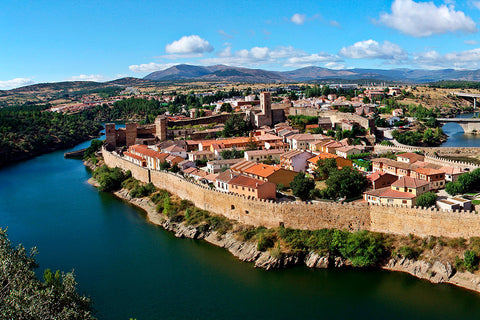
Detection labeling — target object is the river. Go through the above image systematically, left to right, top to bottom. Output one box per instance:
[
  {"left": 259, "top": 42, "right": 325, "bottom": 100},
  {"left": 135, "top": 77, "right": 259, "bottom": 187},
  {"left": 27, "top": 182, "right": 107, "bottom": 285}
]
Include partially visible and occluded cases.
[
  {"left": 441, "top": 112, "right": 480, "bottom": 147},
  {"left": 1, "top": 137, "right": 480, "bottom": 319}
]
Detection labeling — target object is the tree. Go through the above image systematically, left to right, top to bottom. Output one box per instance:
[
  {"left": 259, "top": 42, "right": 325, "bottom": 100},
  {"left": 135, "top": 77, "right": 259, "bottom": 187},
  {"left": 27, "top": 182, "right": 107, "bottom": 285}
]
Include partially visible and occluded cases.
[
  {"left": 363, "top": 96, "right": 371, "bottom": 104},
  {"left": 220, "top": 103, "right": 232, "bottom": 113},
  {"left": 245, "top": 137, "right": 259, "bottom": 151},
  {"left": 315, "top": 158, "right": 338, "bottom": 180},
  {"left": 160, "top": 161, "right": 171, "bottom": 170},
  {"left": 169, "top": 163, "right": 180, "bottom": 173},
  {"left": 324, "top": 167, "right": 367, "bottom": 200},
  {"left": 290, "top": 172, "right": 315, "bottom": 201},
  {"left": 416, "top": 192, "right": 437, "bottom": 208},
  {"left": 0, "top": 228, "right": 93, "bottom": 319},
  {"left": 464, "top": 250, "right": 478, "bottom": 272}
]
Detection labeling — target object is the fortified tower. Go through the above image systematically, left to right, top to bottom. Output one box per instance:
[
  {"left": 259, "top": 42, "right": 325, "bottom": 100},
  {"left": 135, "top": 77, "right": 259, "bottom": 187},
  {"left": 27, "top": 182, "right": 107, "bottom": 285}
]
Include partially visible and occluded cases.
[
  {"left": 260, "top": 91, "right": 272, "bottom": 126},
  {"left": 155, "top": 115, "right": 168, "bottom": 141},
  {"left": 125, "top": 122, "right": 138, "bottom": 146},
  {"left": 105, "top": 123, "right": 117, "bottom": 147}
]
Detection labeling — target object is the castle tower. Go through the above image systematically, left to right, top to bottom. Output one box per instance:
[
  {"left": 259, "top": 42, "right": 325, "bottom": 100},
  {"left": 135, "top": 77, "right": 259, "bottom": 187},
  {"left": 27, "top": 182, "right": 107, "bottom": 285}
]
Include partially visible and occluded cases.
[
  {"left": 260, "top": 91, "right": 272, "bottom": 125},
  {"left": 155, "top": 115, "right": 168, "bottom": 141},
  {"left": 125, "top": 122, "right": 138, "bottom": 146},
  {"left": 105, "top": 123, "right": 117, "bottom": 147}
]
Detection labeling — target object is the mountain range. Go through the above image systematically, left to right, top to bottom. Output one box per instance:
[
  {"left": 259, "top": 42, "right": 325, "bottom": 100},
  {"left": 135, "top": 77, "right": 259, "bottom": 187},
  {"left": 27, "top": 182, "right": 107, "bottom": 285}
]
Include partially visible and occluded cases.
[{"left": 143, "top": 64, "right": 480, "bottom": 83}]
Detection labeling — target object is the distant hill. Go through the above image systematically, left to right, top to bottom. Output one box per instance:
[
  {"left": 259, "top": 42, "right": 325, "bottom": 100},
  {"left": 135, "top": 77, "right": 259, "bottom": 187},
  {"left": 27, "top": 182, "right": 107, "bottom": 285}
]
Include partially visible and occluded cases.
[{"left": 143, "top": 64, "right": 480, "bottom": 83}]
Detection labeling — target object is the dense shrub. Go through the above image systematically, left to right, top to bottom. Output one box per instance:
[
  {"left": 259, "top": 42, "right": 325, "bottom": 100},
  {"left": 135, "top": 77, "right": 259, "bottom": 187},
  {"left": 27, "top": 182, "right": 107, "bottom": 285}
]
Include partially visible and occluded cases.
[
  {"left": 93, "top": 166, "right": 130, "bottom": 192},
  {"left": 416, "top": 192, "right": 437, "bottom": 208},
  {"left": 464, "top": 250, "right": 478, "bottom": 272}
]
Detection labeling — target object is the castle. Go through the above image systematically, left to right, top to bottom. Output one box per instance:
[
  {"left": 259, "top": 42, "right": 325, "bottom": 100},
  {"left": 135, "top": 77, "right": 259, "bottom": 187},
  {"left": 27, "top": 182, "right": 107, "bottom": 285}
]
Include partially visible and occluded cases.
[
  {"left": 105, "top": 92, "right": 287, "bottom": 148},
  {"left": 245, "top": 92, "right": 287, "bottom": 128}
]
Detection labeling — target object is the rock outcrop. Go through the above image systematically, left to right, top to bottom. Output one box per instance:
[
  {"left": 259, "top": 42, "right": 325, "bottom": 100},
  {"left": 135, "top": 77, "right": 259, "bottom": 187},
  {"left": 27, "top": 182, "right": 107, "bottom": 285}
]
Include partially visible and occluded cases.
[{"left": 384, "top": 257, "right": 453, "bottom": 283}]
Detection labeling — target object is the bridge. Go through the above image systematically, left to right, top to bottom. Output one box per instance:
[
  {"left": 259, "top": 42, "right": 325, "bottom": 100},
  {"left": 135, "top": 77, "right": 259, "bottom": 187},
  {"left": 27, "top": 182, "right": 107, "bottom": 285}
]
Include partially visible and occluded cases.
[
  {"left": 451, "top": 92, "right": 480, "bottom": 109},
  {"left": 437, "top": 118, "right": 480, "bottom": 133}
]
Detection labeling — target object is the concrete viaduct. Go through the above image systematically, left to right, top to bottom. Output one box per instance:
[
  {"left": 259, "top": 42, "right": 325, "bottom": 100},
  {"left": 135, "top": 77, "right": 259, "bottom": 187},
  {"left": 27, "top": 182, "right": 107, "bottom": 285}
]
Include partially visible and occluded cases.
[
  {"left": 451, "top": 92, "right": 480, "bottom": 109},
  {"left": 437, "top": 118, "right": 480, "bottom": 133}
]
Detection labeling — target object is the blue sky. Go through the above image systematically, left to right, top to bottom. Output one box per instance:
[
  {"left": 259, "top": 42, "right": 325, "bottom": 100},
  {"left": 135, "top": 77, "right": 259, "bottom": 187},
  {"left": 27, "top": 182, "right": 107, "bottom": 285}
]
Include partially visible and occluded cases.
[{"left": 2, "top": 0, "right": 480, "bottom": 88}]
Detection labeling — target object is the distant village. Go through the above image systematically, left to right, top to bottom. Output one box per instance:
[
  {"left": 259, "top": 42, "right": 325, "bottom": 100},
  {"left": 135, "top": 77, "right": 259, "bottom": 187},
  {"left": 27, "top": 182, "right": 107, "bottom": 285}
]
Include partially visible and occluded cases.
[{"left": 91, "top": 84, "right": 478, "bottom": 213}]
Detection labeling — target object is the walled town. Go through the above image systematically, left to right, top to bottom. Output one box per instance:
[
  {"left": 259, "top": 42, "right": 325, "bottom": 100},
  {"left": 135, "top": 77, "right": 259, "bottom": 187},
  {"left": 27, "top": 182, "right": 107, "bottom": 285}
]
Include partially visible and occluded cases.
[{"left": 98, "top": 85, "right": 480, "bottom": 240}]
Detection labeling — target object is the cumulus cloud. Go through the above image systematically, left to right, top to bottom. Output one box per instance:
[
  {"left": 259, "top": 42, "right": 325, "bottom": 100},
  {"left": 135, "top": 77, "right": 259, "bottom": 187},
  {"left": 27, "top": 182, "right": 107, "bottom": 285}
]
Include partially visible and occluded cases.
[
  {"left": 378, "top": 0, "right": 477, "bottom": 37},
  {"left": 291, "top": 13, "right": 306, "bottom": 25},
  {"left": 165, "top": 35, "right": 213, "bottom": 55},
  {"left": 339, "top": 40, "right": 407, "bottom": 62},
  {"left": 201, "top": 45, "right": 341, "bottom": 68},
  {"left": 413, "top": 48, "right": 480, "bottom": 69},
  {"left": 284, "top": 53, "right": 343, "bottom": 68},
  {"left": 128, "top": 62, "right": 178, "bottom": 73},
  {"left": 66, "top": 74, "right": 106, "bottom": 82},
  {"left": 0, "top": 78, "right": 34, "bottom": 90}
]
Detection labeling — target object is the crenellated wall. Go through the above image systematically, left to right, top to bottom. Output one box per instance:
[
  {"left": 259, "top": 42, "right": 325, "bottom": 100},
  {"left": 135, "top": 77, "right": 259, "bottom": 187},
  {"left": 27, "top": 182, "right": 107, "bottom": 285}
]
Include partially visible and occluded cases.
[{"left": 103, "top": 148, "right": 480, "bottom": 238}]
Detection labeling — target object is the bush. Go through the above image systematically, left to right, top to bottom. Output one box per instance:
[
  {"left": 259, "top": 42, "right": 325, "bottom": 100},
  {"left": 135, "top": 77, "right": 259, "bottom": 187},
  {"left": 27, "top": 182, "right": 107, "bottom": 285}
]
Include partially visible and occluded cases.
[
  {"left": 93, "top": 166, "right": 130, "bottom": 192},
  {"left": 129, "top": 182, "right": 156, "bottom": 198},
  {"left": 150, "top": 189, "right": 170, "bottom": 204},
  {"left": 337, "top": 231, "right": 385, "bottom": 267},
  {"left": 257, "top": 232, "right": 276, "bottom": 252},
  {"left": 398, "top": 246, "right": 420, "bottom": 259},
  {"left": 464, "top": 250, "right": 478, "bottom": 272}
]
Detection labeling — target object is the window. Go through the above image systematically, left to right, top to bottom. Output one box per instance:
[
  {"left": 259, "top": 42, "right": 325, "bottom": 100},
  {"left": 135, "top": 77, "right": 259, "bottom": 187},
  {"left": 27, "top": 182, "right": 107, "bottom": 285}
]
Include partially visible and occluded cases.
[
  {"left": 402, "top": 200, "right": 407, "bottom": 204},
  {"left": 231, "top": 205, "right": 235, "bottom": 210}
]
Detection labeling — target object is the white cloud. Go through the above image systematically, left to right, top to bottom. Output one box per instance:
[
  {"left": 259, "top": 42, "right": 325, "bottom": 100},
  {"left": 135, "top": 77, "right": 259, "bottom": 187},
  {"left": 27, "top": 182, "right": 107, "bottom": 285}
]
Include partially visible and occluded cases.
[
  {"left": 378, "top": 0, "right": 477, "bottom": 37},
  {"left": 473, "top": 1, "right": 480, "bottom": 10},
  {"left": 291, "top": 13, "right": 306, "bottom": 25},
  {"left": 165, "top": 35, "right": 213, "bottom": 54},
  {"left": 339, "top": 40, "right": 407, "bottom": 61},
  {"left": 464, "top": 40, "right": 479, "bottom": 45},
  {"left": 201, "top": 45, "right": 341, "bottom": 69},
  {"left": 413, "top": 48, "right": 480, "bottom": 69},
  {"left": 284, "top": 53, "right": 342, "bottom": 68},
  {"left": 128, "top": 62, "right": 178, "bottom": 73},
  {"left": 324, "top": 62, "right": 346, "bottom": 70},
  {"left": 66, "top": 74, "right": 106, "bottom": 82},
  {"left": 0, "top": 78, "right": 34, "bottom": 90}
]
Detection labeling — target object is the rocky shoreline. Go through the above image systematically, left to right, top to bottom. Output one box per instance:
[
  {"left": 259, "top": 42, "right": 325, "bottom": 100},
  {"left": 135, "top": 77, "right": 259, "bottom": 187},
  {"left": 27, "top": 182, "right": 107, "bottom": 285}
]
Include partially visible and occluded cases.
[{"left": 85, "top": 171, "right": 480, "bottom": 294}]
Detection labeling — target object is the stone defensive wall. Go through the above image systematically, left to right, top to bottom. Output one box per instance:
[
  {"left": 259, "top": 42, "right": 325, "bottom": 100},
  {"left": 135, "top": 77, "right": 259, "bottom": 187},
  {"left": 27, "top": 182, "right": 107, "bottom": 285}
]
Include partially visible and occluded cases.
[
  {"left": 288, "top": 107, "right": 373, "bottom": 130},
  {"left": 167, "top": 113, "right": 243, "bottom": 128},
  {"left": 374, "top": 144, "right": 480, "bottom": 170},
  {"left": 103, "top": 148, "right": 480, "bottom": 238}
]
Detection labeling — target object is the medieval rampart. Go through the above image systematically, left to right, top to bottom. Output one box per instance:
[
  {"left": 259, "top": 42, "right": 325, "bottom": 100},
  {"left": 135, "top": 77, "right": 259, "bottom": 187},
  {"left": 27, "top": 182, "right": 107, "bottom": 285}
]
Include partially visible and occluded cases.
[{"left": 102, "top": 148, "right": 480, "bottom": 238}]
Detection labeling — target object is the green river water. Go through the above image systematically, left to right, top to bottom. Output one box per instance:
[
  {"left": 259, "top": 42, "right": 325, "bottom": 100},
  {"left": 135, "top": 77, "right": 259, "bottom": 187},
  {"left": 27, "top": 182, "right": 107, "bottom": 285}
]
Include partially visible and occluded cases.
[{"left": 1, "top": 133, "right": 480, "bottom": 319}]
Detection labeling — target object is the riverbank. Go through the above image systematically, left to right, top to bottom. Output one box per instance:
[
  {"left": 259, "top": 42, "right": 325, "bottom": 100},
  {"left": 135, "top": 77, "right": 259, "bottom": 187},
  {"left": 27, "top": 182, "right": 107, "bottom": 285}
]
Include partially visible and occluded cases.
[{"left": 85, "top": 170, "right": 480, "bottom": 295}]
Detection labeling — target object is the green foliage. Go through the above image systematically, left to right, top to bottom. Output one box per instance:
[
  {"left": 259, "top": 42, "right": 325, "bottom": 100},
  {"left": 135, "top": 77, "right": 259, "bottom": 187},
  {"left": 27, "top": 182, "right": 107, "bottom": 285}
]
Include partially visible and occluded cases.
[
  {"left": 220, "top": 103, "right": 233, "bottom": 112},
  {"left": 0, "top": 104, "right": 102, "bottom": 166},
  {"left": 222, "top": 114, "right": 252, "bottom": 137},
  {"left": 287, "top": 115, "right": 318, "bottom": 129},
  {"left": 392, "top": 130, "right": 422, "bottom": 146},
  {"left": 83, "top": 139, "right": 103, "bottom": 159},
  {"left": 380, "top": 140, "right": 394, "bottom": 146},
  {"left": 221, "top": 148, "right": 244, "bottom": 159},
  {"left": 347, "top": 152, "right": 371, "bottom": 160},
  {"left": 315, "top": 158, "right": 338, "bottom": 180},
  {"left": 353, "top": 159, "right": 372, "bottom": 171},
  {"left": 159, "top": 161, "right": 171, "bottom": 170},
  {"left": 169, "top": 163, "right": 180, "bottom": 173},
  {"left": 93, "top": 165, "right": 130, "bottom": 192},
  {"left": 323, "top": 167, "right": 368, "bottom": 200},
  {"left": 446, "top": 168, "right": 480, "bottom": 196},
  {"left": 290, "top": 172, "right": 315, "bottom": 201},
  {"left": 121, "top": 177, "right": 138, "bottom": 190},
  {"left": 129, "top": 182, "right": 156, "bottom": 198},
  {"left": 150, "top": 189, "right": 170, "bottom": 204},
  {"left": 416, "top": 192, "right": 438, "bottom": 208},
  {"left": 0, "top": 228, "right": 93, "bottom": 319},
  {"left": 256, "top": 231, "right": 277, "bottom": 252},
  {"left": 339, "top": 231, "right": 385, "bottom": 267},
  {"left": 397, "top": 246, "right": 420, "bottom": 259},
  {"left": 464, "top": 250, "right": 479, "bottom": 272}
]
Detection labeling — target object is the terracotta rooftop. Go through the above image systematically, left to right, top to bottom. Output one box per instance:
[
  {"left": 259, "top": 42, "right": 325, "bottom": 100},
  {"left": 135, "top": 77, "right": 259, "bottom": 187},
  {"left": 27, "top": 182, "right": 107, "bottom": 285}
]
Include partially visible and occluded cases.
[
  {"left": 130, "top": 145, "right": 168, "bottom": 160},
  {"left": 245, "top": 149, "right": 285, "bottom": 156},
  {"left": 281, "top": 149, "right": 313, "bottom": 160},
  {"left": 124, "top": 151, "right": 144, "bottom": 162},
  {"left": 307, "top": 152, "right": 339, "bottom": 164},
  {"left": 397, "top": 152, "right": 425, "bottom": 163},
  {"left": 230, "top": 160, "right": 256, "bottom": 172},
  {"left": 243, "top": 163, "right": 281, "bottom": 178},
  {"left": 414, "top": 167, "right": 444, "bottom": 176},
  {"left": 215, "top": 170, "right": 240, "bottom": 183},
  {"left": 367, "top": 171, "right": 396, "bottom": 182},
  {"left": 228, "top": 174, "right": 267, "bottom": 189},
  {"left": 391, "top": 176, "right": 429, "bottom": 189},
  {"left": 365, "top": 187, "right": 416, "bottom": 199}
]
